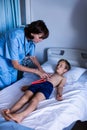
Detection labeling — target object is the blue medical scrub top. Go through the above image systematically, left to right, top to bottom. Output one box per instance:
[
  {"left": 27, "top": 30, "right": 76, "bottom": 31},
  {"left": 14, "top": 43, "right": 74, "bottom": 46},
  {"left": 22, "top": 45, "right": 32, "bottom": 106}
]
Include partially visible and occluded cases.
[{"left": 0, "top": 28, "right": 35, "bottom": 90}]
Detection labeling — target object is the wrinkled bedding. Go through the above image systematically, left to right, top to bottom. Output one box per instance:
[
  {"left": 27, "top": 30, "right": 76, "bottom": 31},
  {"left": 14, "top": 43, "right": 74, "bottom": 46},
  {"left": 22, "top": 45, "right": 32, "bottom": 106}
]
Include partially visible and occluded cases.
[{"left": 0, "top": 62, "right": 87, "bottom": 130}]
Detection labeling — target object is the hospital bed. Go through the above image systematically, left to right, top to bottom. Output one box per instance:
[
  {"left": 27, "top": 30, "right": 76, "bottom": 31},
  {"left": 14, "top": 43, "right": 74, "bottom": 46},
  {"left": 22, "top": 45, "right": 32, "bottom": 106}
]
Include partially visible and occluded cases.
[{"left": 0, "top": 47, "right": 87, "bottom": 130}]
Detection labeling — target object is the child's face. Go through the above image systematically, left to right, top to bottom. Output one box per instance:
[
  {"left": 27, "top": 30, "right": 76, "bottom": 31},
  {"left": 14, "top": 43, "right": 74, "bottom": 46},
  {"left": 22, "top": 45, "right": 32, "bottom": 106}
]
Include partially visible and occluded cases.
[{"left": 56, "top": 61, "right": 67, "bottom": 75}]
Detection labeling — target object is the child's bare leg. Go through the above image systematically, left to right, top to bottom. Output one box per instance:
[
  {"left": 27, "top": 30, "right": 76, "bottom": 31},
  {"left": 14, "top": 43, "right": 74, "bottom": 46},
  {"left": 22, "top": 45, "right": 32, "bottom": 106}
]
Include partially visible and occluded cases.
[
  {"left": 10, "top": 90, "right": 33, "bottom": 113},
  {"left": 7, "top": 92, "right": 45, "bottom": 123}
]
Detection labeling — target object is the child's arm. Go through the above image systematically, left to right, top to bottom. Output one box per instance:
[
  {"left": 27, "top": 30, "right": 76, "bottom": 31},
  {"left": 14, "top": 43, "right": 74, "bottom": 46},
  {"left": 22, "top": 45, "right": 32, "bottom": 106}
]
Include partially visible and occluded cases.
[{"left": 56, "top": 77, "right": 66, "bottom": 101}]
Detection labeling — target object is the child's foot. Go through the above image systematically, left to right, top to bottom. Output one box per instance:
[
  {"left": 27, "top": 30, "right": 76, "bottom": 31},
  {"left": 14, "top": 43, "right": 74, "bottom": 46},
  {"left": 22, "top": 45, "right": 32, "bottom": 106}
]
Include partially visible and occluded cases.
[
  {"left": 2, "top": 109, "right": 11, "bottom": 121},
  {"left": 7, "top": 113, "right": 24, "bottom": 123}
]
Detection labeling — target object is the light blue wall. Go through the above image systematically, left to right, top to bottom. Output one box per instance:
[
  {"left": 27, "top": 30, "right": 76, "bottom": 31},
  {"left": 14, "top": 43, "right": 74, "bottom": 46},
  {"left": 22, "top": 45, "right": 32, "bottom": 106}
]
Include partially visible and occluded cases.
[{"left": 25, "top": 0, "right": 87, "bottom": 63}]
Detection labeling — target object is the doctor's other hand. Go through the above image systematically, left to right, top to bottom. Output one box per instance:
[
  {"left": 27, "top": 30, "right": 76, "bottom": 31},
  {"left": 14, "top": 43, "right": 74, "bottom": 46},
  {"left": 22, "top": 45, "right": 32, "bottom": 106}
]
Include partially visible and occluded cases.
[{"left": 35, "top": 69, "right": 50, "bottom": 79}]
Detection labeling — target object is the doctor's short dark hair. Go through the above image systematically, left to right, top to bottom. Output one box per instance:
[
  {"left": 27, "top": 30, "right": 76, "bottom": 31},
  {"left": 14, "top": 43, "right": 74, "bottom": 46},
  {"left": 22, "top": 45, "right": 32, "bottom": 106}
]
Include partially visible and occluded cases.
[{"left": 24, "top": 20, "right": 49, "bottom": 40}]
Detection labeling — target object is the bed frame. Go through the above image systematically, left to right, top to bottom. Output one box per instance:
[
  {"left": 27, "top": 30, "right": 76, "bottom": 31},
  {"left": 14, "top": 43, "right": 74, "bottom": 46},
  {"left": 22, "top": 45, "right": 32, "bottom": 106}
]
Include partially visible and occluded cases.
[{"left": 47, "top": 47, "right": 87, "bottom": 68}]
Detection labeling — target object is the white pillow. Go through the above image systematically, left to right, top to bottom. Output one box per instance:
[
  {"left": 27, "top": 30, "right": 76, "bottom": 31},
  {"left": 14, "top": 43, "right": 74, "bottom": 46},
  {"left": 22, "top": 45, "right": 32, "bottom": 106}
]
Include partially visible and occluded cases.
[
  {"left": 42, "top": 64, "right": 86, "bottom": 83},
  {"left": 42, "top": 64, "right": 56, "bottom": 73},
  {"left": 64, "top": 66, "right": 86, "bottom": 83}
]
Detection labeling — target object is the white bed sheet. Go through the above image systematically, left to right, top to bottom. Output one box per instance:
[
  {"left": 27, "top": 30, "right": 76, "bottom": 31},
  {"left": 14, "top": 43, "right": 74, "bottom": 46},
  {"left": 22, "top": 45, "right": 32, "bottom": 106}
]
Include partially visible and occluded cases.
[{"left": 0, "top": 62, "right": 87, "bottom": 130}]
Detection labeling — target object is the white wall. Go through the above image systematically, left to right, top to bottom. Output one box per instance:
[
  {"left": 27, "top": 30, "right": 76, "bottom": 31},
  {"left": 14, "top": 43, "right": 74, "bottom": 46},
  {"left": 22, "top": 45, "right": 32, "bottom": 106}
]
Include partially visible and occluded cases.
[{"left": 23, "top": 0, "right": 87, "bottom": 63}]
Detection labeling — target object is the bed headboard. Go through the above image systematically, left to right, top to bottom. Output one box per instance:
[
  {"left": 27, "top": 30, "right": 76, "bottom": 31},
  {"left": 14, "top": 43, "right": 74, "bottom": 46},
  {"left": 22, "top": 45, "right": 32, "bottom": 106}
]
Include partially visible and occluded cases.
[{"left": 47, "top": 47, "right": 87, "bottom": 68}]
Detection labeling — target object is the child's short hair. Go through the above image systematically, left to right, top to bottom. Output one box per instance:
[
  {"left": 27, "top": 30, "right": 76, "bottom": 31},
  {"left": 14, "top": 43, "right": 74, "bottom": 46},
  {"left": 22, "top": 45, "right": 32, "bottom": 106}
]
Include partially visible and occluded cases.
[{"left": 57, "top": 59, "right": 71, "bottom": 71}]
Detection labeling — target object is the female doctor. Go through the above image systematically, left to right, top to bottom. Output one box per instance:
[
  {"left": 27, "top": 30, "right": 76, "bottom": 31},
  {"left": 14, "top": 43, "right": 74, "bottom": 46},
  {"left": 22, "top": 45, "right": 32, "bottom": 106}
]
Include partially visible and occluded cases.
[{"left": 0, "top": 20, "right": 49, "bottom": 90}]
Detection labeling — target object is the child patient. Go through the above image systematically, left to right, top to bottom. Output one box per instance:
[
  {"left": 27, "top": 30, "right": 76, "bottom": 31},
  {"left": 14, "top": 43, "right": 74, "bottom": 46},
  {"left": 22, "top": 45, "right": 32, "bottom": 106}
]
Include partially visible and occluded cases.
[{"left": 2, "top": 59, "right": 71, "bottom": 123}]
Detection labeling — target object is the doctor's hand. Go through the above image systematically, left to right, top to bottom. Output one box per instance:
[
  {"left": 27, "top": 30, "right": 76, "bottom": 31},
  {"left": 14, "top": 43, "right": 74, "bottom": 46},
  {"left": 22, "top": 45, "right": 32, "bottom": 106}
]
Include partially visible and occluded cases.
[{"left": 35, "top": 69, "right": 50, "bottom": 79}]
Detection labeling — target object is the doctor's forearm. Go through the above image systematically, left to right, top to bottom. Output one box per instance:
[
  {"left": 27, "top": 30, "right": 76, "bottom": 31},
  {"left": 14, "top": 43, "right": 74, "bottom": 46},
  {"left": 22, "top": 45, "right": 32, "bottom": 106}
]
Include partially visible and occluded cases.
[
  {"left": 30, "top": 56, "right": 43, "bottom": 71},
  {"left": 12, "top": 60, "right": 39, "bottom": 74},
  {"left": 16, "top": 64, "right": 39, "bottom": 74}
]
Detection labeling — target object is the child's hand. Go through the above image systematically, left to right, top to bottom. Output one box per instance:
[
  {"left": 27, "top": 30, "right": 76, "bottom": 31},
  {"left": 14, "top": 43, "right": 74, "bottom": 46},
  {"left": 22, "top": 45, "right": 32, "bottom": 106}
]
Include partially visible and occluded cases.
[
  {"left": 21, "top": 86, "right": 29, "bottom": 92},
  {"left": 56, "top": 94, "right": 63, "bottom": 101}
]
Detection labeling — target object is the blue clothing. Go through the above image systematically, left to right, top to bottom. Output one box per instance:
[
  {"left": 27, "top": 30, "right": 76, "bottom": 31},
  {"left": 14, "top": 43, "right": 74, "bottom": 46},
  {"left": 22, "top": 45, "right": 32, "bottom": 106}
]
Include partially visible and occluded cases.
[
  {"left": 0, "top": 28, "right": 35, "bottom": 90},
  {"left": 28, "top": 81, "right": 53, "bottom": 99},
  {"left": 0, "top": 117, "right": 34, "bottom": 130}
]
